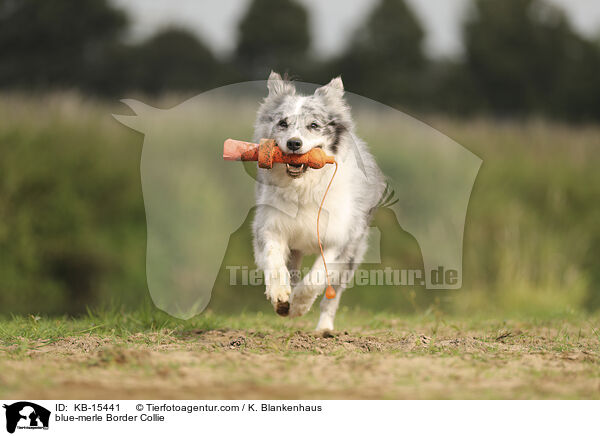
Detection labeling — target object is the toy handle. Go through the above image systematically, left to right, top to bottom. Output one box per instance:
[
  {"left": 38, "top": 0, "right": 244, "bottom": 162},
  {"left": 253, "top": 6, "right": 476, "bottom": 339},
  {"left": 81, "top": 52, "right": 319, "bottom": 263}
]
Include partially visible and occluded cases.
[{"left": 223, "top": 138, "right": 259, "bottom": 161}]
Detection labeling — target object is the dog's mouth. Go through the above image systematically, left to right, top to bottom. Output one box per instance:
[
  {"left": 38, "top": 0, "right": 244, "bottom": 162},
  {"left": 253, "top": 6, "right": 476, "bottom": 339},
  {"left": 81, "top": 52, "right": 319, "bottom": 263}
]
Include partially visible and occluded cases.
[{"left": 286, "top": 163, "right": 307, "bottom": 178}]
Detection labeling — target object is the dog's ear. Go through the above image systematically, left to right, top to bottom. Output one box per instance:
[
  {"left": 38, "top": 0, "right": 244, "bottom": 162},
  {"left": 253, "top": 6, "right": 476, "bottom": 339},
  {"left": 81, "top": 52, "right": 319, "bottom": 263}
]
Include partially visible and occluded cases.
[
  {"left": 267, "top": 71, "right": 296, "bottom": 97},
  {"left": 315, "top": 76, "right": 344, "bottom": 100}
]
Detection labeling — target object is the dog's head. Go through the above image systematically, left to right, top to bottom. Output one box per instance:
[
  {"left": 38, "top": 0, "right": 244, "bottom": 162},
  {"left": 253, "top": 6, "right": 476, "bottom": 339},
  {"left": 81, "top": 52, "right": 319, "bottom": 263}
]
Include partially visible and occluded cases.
[{"left": 255, "top": 72, "right": 353, "bottom": 178}]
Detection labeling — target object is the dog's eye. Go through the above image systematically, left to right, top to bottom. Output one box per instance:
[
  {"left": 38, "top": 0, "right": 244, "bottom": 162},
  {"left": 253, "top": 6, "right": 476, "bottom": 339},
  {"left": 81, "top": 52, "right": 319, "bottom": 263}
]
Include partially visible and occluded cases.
[
  {"left": 278, "top": 120, "right": 288, "bottom": 128},
  {"left": 309, "top": 122, "right": 320, "bottom": 129}
]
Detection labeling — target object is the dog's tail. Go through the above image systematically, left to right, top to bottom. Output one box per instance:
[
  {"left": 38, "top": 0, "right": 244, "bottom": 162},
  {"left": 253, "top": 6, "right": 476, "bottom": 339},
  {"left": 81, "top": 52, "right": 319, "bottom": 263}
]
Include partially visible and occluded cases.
[{"left": 376, "top": 182, "right": 399, "bottom": 209}]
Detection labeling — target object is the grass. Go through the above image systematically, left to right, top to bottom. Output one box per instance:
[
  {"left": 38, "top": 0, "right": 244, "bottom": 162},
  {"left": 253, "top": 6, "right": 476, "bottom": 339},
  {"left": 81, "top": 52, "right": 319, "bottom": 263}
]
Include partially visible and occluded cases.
[{"left": 1, "top": 308, "right": 599, "bottom": 399}]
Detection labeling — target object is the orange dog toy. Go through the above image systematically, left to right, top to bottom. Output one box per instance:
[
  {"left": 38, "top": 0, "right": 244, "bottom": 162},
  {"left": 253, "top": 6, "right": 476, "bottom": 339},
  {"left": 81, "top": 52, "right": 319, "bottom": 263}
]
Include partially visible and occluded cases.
[
  {"left": 223, "top": 138, "right": 338, "bottom": 300},
  {"left": 224, "top": 138, "right": 335, "bottom": 169}
]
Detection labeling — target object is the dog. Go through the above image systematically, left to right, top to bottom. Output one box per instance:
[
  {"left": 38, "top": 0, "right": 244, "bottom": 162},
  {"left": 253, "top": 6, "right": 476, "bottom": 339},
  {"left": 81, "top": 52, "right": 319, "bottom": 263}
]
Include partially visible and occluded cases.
[{"left": 252, "top": 72, "right": 386, "bottom": 331}]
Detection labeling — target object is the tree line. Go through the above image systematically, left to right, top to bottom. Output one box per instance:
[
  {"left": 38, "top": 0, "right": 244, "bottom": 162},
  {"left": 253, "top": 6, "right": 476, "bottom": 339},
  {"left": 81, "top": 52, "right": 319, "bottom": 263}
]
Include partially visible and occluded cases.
[{"left": 1, "top": 0, "right": 599, "bottom": 120}]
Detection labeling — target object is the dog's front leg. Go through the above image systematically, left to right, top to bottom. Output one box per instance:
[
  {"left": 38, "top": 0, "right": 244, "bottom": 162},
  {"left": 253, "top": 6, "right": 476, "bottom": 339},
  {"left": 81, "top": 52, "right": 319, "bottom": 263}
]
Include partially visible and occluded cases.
[
  {"left": 258, "top": 233, "right": 291, "bottom": 316},
  {"left": 289, "top": 248, "right": 337, "bottom": 318}
]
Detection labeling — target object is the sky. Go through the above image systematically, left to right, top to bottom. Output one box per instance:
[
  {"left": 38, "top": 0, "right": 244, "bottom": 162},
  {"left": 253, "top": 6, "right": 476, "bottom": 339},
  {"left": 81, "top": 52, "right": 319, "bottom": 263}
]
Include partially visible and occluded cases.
[{"left": 111, "top": 0, "right": 600, "bottom": 59}]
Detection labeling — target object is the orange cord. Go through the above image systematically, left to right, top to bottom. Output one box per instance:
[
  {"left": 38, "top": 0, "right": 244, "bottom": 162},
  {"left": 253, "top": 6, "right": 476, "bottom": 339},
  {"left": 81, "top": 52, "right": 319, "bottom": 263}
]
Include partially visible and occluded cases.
[{"left": 317, "top": 161, "right": 338, "bottom": 299}]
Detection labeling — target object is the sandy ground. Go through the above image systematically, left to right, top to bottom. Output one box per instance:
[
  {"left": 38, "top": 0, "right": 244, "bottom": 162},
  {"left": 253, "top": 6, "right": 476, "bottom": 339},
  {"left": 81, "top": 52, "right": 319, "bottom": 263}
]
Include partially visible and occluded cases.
[{"left": 2, "top": 322, "right": 600, "bottom": 399}]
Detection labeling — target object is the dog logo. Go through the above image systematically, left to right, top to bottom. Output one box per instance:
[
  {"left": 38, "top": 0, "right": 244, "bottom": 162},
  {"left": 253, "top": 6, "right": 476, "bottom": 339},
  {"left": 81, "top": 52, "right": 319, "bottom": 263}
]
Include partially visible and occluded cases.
[
  {"left": 113, "top": 79, "right": 481, "bottom": 321},
  {"left": 3, "top": 402, "right": 50, "bottom": 434}
]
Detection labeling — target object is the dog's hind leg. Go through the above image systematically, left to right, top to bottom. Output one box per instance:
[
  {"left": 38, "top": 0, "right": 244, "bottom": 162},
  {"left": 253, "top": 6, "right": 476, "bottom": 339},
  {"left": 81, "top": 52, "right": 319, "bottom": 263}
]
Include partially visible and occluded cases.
[
  {"left": 315, "top": 234, "right": 368, "bottom": 331},
  {"left": 288, "top": 248, "right": 338, "bottom": 318},
  {"left": 315, "top": 260, "right": 358, "bottom": 332},
  {"left": 316, "top": 282, "right": 348, "bottom": 332}
]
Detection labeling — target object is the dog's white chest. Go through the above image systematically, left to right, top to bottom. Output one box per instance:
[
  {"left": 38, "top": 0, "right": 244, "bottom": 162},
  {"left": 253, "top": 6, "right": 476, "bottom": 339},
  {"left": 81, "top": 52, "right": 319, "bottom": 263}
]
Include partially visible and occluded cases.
[
  {"left": 289, "top": 197, "right": 350, "bottom": 253},
  {"left": 287, "top": 202, "right": 322, "bottom": 252}
]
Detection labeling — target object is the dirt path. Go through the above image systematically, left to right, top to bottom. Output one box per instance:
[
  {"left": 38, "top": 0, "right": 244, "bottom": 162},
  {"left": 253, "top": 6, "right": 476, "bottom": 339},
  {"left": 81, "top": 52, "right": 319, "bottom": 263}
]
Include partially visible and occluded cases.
[{"left": 2, "top": 322, "right": 600, "bottom": 399}]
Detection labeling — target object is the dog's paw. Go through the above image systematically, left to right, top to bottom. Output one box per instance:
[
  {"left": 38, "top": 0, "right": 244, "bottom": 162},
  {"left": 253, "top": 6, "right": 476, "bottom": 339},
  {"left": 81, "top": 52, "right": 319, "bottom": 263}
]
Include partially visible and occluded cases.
[
  {"left": 266, "top": 284, "right": 291, "bottom": 317},
  {"left": 289, "top": 285, "right": 319, "bottom": 318},
  {"left": 288, "top": 295, "right": 312, "bottom": 318},
  {"left": 275, "top": 300, "right": 290, "bottom": 316},
  {"left": 288, "top": 304, "right": 307, "bottom": 318},
  {"left": 315, "top": 318, "right": 335, "bottom": 332}
]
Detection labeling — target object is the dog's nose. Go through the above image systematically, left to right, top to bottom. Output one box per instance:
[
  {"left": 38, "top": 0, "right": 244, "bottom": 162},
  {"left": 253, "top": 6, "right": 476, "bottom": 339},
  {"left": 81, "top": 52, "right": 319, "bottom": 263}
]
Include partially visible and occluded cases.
[{"left": 286, "top": 138, "right": 302, "bottom": 152}]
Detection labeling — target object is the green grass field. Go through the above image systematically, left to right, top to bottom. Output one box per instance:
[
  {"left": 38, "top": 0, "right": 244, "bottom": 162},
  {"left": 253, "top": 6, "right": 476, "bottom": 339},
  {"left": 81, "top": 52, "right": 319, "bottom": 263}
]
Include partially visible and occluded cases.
[{"left": 1, "top": 309, "right": 599, "bottom": 399}]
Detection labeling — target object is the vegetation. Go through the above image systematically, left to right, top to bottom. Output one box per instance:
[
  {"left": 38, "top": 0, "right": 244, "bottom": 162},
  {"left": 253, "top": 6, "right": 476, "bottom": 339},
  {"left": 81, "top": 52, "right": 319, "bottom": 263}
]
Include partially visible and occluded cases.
[
  {"left": 1, "top": 0, "right": 600, "bottom": 119},
  {"left": 234, "top": 0, "right": 311, "bottom": 78},
  {"left": 331, "top": 0, "right": 427, "bottom": 109},
  {"left": 0, "top": 95, "right": 598, "bottom": 317},
  {"left": 1, "top": 309, "right": 599, "bottom": 399}
]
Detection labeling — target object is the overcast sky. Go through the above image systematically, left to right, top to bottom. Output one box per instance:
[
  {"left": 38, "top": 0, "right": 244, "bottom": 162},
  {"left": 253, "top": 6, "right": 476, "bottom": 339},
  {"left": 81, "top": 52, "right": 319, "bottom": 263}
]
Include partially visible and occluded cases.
[{"left": 111, "top": 0, "right": 600, "bottom": 59}]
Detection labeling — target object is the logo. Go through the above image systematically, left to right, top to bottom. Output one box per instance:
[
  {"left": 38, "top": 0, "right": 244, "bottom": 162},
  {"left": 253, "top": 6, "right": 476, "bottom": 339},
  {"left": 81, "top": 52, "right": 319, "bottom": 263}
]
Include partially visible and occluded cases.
[
  {"left": 112, "top": 81, "right": 481, "bottom": 319},
  {"left": 3, "top": 402, "right": 50, "bottom": 434}
]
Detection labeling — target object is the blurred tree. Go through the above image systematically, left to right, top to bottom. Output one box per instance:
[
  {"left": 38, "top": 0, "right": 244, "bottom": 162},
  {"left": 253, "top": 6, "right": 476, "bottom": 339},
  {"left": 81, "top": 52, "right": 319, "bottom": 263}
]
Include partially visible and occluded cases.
[
  {"left": 0, "top": 0, "right": 128, "bottom": 90},
  {"left": 234, "top": 0, "right": 311, "bottom": 79},
  {"left": 332, "top": 0, "right": 427, "bottom": 109},
  {"left": 463, "top": 0, "right": 600, "bottom": 120},
  {"left": 126, "top": 28, "right": 223, "bottom": 95},
  {"left": 554, "top": 36, "right": 600, "bottom": 120},
  {"left": 424, "top": 59, "right": 481, "bottom": 116}
]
